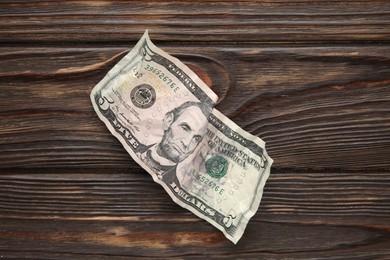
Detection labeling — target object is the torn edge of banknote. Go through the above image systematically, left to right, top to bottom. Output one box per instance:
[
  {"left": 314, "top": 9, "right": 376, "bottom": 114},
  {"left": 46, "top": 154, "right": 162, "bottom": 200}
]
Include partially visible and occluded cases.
[{"left": 90, "top": 30, "right": 273, "bottom": 244}]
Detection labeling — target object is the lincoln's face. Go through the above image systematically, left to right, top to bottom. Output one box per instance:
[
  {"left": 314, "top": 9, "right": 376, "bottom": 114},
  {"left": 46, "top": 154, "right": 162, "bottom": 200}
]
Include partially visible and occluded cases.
[{"left": 159, "top": 106, "right": 208, "bottom": 163}]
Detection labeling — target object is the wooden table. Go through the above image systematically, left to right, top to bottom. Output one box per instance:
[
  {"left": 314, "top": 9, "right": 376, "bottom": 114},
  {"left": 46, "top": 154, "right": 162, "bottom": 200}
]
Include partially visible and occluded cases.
[{"left": 1, "top": 1, "right": 390, "bottom": 258}]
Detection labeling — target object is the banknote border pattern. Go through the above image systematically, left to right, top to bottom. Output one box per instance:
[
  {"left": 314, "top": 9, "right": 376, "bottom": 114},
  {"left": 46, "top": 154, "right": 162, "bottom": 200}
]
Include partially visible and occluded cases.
[{"left": 92, "top": 37, "right": 240, "bottom": 235}]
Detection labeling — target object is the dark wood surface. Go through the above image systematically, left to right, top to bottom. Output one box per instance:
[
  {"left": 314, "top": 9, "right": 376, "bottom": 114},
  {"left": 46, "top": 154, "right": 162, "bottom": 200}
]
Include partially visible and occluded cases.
[{"left": 1, "top": 1, "right": 389, "bottom": 258}]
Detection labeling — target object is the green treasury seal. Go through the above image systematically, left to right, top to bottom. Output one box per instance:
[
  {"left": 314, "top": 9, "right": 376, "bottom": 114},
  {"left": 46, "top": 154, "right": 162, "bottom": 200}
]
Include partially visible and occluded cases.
[{"left": 206, "top": 155, "right": 228, "bottom": 179}]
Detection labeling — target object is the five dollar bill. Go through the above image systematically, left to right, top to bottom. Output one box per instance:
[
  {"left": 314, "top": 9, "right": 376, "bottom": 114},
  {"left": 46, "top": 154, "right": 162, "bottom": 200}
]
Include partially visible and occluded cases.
[{"left": 90, "top": 30, "right": 273, "bottom": 244}]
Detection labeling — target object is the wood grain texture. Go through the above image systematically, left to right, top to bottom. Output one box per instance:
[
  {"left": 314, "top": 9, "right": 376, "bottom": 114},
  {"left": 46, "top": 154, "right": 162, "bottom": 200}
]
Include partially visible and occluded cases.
[
  {"left": 0, "top": 0, "right": 389, "bottom": 43},
  {"left": 1, "top": 0, "right": 389, "bottom": 258},
  {"left": 0, "top": 46, "right": 389, "bottom": 169},
  {"left": 0, "top": 170, "right": 389, "bottom": 258}
]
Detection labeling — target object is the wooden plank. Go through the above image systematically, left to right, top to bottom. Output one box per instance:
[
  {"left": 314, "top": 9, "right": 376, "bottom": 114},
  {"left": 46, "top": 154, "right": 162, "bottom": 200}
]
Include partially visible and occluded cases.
[
  {"left": 0, "top": 0, "right": 389, "bottom": 43},
  {"left": 0, "top": 46, "right": 389, "bottom": 169},
  {"left": 0, "top": 170, "right": 389, "bottom": 258},
  {"left": 1, "top": 170, "right": 389, "bottom": 224},
  {"left": 1, "top": 218, "right": 389, "bottom": 259}
]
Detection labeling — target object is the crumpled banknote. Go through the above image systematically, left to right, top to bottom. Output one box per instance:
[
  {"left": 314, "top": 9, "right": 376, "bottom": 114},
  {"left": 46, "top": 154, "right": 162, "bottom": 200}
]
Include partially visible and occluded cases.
[{"left": 90, "top": 30, "right": 273, "bottom": 243}]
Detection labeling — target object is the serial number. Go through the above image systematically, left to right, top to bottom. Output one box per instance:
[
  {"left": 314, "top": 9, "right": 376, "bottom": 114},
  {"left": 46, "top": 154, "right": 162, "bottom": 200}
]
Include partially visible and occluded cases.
[
  {"left": 144, "top": 64, "right": 180, "bottom": 92},
  {"left": 195, "top": 174, "right": 224, "bottom": 195}
]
